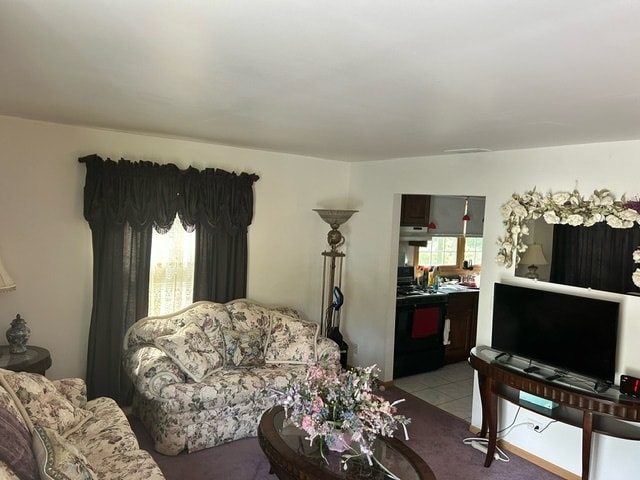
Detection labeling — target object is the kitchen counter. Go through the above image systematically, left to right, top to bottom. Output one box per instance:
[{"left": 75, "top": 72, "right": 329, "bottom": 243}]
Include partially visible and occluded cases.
[{"left": 438, "top": 284, "right": 479, "bottom": 294}]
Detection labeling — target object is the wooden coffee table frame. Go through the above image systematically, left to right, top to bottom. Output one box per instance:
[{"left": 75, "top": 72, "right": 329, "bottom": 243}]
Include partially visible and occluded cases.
[{"left": 258, "top": 406, "right": 436, "bottom": 480}]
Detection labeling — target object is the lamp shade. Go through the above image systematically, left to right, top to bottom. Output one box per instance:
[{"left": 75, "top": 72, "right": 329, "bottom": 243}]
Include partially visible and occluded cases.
[
  {"left": 313, "top": 209, "right": 358, "bottom": 229},
  {"left": 521, "top": 244, "right": 548, "bottom": 266},
  {"left": 0, "top": 256, "right": 16, "bottom": 292}
]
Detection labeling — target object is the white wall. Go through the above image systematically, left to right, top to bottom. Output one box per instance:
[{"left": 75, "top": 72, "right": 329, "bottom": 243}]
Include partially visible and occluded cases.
[
  {"left": 3, "top": 113, "right": 640, "bottom": 477},
  {"left": 0, "top": 115, "right": 350, "bottom": 380},
  {"left": 347, "top": 142, "right": 640, "bottom": 479}
]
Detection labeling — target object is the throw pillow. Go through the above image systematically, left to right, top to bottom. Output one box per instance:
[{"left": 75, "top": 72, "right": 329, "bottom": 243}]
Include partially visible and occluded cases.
[
  {"left": 265, "top": 313, "right": 318, "bottom": 364},
  {"left": 155, "top": 322, "right": 224, "bottom": 382},
  {"left": 222, "top": 328, "right": 266, "bottom": 367},
  {"left": 2, "top": 372, "right": 92, "bottom": 437},
  {"left": 0, "top": 404, "right": 38, "bottom": 480},
  {"left": 32, "top": 425, "right": 97, "bottom": 480}
]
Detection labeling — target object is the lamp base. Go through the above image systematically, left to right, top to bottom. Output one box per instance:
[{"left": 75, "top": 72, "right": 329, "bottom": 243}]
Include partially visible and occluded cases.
[{"left": 526, "top": 265, "right": 540, "bottom": 280}]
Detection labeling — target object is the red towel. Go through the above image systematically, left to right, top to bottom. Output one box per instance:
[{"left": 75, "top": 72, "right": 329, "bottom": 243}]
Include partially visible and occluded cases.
[{"left": 411, "top": 307, "right": 440, "bottom": 338}]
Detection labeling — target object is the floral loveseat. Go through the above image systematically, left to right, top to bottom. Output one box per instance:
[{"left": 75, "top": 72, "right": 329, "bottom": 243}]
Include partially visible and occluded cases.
[
  {"left": 123, "top": 299, "right": 341, "bottom": 455},
  {"left": 0, "top": 368, "right": 164, "bottom": 480}
]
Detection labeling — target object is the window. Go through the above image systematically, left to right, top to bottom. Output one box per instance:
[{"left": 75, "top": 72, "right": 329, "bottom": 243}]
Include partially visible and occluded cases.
[
  {"left": 148, "top": 216, "right": 196, "bottom": 316},
  {"left": 418, "top": 237, "right": 483, "bottom": 268},
  {"left": 418, "top": 237, "right": 459, "bottom": 267},
  {"left": 463, "top": 237, "right": 483, "bottom": 266}
]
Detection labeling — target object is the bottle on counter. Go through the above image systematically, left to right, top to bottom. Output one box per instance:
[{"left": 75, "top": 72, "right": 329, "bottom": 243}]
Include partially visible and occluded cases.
[{"left": 432, "top": 266, "right": 440, "bottom": 291}]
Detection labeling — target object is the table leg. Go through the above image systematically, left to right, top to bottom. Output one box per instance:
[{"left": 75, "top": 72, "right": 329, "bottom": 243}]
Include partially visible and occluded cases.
[
  {"left": 477, "top": 371, "right": 489, "bottom": 438},
  {"left": 484, "top": 379, "right": 498, "bottom": 468},
  {"left": 582, "top": 411, "right": 593, "bottom": 480}
]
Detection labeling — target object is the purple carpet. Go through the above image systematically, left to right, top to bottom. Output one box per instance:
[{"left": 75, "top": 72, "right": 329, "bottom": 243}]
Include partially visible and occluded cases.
[{"left": 128, "top": 387, "right": 563, "bottom": 480}]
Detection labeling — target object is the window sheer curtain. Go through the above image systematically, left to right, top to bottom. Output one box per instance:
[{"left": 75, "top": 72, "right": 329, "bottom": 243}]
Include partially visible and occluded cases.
[{"left": 80, "top": 154, "right": 259, "bottom": 403}]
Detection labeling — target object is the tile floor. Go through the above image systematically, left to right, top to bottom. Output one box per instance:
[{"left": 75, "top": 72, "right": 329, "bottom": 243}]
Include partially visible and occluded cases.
[{"left": 393, "top": 361, "right": 474, "bottom": 423}]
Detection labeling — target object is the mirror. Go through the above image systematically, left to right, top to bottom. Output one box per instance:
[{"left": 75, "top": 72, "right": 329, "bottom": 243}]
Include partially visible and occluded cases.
[{"left": 497, "top": 187, "right": 640, "bottom": 294}]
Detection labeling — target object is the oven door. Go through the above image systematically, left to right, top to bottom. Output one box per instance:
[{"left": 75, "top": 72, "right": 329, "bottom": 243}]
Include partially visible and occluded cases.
[{"left": 393, "top": 300, "right": 446, "bottom": 378}]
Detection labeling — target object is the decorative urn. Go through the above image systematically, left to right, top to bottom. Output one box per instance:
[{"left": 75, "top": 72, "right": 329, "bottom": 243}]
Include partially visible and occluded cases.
[{"left": 6, "top": 313, "right": 30, "bottom": 354}]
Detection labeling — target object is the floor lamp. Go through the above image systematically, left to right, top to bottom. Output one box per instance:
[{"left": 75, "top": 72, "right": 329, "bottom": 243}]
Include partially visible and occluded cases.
[{"left": 313, "top": 209, "right": 357, "bottom": 368}]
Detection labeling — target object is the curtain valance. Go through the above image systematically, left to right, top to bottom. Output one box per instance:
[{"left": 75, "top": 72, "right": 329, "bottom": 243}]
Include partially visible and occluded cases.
[{"left": 79, "top": 154, "right": 259, "bottom": 233}]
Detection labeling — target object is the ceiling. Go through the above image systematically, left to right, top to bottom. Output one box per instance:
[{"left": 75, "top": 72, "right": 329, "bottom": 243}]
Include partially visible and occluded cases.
[{"left": 3, "top": 1, "right": 640, "bottom": 162}]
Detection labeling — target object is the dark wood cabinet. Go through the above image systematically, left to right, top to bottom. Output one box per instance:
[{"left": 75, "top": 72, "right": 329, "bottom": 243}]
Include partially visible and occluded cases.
[
  {"left": 400, "top": 195, "right": 431, "bottom": 226},
  {"left": 444, "top": 291, "right": 478, "bottom": 364}
]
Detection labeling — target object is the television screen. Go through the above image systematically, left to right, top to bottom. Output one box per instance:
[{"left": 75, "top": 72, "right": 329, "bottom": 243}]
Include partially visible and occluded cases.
[{"left": 491, "top": 282, "right": 620, "bottom": 384}]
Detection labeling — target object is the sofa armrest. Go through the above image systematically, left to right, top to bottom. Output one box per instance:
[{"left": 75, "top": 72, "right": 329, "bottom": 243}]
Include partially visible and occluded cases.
[
  {"left": 316, "top": 336, "right": 341, "bottom": 368},
  {"left": 124, "top": 346, "right": 187, "bottom": 399},
  {"left": 52, "top": 378, "right": 88, "bottom": 408}
]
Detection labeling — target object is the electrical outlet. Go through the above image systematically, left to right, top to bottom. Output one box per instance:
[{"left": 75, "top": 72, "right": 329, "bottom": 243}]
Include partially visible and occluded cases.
[
  {"left": 352, "top": 343, "right": 359, "bottom": 355},
  {"left": 527, "top": 418, "right": 543, "bottom": 431}
]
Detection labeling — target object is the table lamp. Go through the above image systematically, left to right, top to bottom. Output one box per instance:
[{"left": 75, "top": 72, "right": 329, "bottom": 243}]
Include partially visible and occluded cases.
[{"left": 520, "top": 244, "right": 548, "bottom": 280}]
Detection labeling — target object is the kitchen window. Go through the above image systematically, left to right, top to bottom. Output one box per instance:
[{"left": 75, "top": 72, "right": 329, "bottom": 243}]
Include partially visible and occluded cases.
[{"left": 418, "top": 237, "right": 483, "bottom": 267}]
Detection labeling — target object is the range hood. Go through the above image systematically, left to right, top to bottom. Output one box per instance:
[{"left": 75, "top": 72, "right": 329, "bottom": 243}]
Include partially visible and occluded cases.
[{"left": 399, "top": 226, "right": 431, "bottom": 244}]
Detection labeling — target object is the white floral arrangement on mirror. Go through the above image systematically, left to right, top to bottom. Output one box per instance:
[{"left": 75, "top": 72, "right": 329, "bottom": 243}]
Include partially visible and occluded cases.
[{"left": 496, "top": 187, "right": 640, "bottom": 287}]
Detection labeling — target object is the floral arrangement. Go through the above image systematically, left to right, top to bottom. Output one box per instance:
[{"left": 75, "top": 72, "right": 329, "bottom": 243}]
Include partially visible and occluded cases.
[
  {"left": 496, "top": 188, "right": 640, "bottom": 287},
  {"left": 269, "top": 364, "right": 410, "bottom": 472}
]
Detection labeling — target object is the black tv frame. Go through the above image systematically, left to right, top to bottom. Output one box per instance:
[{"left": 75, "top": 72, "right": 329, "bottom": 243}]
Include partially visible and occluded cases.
[{"left": 491, "top": 282, "right": 620, "bottom": 387}]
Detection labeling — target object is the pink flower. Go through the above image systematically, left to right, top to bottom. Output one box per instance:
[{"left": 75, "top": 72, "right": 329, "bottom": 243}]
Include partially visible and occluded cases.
[
  {"left": 311, "top": 396, "right": 324, "bottom": 412},
  {"left": 301, "top": 415, "right": 313, "bottom": 430}
]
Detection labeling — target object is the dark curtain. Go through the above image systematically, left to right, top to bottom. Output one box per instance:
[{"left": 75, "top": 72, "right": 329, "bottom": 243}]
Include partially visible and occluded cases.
[
  {"left": 80, "top": 154, "right": 259, "bottom": 403},
  {"left": 550, "top": 222, "right": 640, "bottom": 294}
]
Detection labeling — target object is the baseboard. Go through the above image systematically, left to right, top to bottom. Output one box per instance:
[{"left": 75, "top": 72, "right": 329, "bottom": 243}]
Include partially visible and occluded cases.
[{"left": 468, "top": 426, "right": 579, "bottom": 480}]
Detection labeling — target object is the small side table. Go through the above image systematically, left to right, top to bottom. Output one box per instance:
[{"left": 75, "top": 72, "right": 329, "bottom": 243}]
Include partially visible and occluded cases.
[{"left": 0, "top": 345, "right": 52, "bottom": 375}]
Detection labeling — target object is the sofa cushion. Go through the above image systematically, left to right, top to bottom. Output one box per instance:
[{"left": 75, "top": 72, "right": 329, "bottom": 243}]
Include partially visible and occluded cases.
[
  {"left": 225, "top": 300, "right": 272, "bottom": 331},
  {"left": 265, "top": 313, "right": 318, "bottom": 364},
  {"left": 155, "top": 322, "right": 224, "bottom": 382},
  {"left": 222, "top": 328, "right": 266, "bottom": 367},
  {"left": 159, "top": 368, "right": 266, "bottom": 409},
  {"left": 2, "top": 372, "right": 92, "bottom": 437},
  {"left": 68, "top": 397, "right": 140, "bottom": 461},
  {"left": 0, "top": 405, "right": 38, "bottom": 480},
  {"left": 32, "top": 425, "right": 97, "bottom": 480}
]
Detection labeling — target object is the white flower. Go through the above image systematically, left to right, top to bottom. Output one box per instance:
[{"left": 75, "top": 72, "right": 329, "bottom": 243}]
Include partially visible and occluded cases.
[
  {"left": 552, "top": 192, "right": 571, "bottom": 205},
  {"left": 600, "top": 195, "right": 614, "bottom": 207},
  {"left": 507, "top": 200, "right": 528, "bottom": 218},
  {"left": 499, "top": 203, "right": 513, "bottom": 219},
  {"left": 619, "top": 209, "right": 640, "bottom": 222},
  {"left": 543, "top": 211, "right": 561, "bottom": 224},
  {"left": 566, "top": 214, "right": 584, "bottom": 226},
  {"left": 606, "top": 215, "right": 625, "bottom": 228},
  {"left": 521, "top": 223, "right": 530, "bottom": 235},
  {"left": 633, "top": 249, "right": 640, "bottom": 263},
  {"left": 496, "top": 254, "right": 506, "bottom": 266},
  {"left": 633, "top": 269, "right": 640, "bottom": 288}
]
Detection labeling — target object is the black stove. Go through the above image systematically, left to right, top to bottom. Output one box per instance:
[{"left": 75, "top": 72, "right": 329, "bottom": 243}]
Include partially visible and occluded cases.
[
  {"left": 394, "top": 266, "right": 448, "bottom": 378},
  {"left": 396, "top": 283, "right": 448, "bottom": 306}
]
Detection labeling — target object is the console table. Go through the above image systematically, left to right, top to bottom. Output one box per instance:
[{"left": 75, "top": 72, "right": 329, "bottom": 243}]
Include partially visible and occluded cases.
[{"left": 469, "top": 346, "right": 640, "bottom": 480}]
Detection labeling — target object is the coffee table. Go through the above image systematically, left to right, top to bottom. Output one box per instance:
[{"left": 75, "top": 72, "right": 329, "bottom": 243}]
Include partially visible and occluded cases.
[{"left": 258, "top": 406, "right": 437, "bottom": 480}]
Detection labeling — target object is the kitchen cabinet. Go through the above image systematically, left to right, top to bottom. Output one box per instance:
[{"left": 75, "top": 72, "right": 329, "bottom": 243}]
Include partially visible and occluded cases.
[
  {"left": 400, "top": 195, "right": 431, "bottom": 226},
  {"left": 444, "top": 291, "right": 479, "bottom": 364}
]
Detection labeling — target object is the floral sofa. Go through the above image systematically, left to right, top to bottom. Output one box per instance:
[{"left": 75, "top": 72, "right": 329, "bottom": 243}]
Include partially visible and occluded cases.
[
  {"left": 123, "top": 299, "right": 341, "bottom": 455},
  {"left": 0, "top": 368, "right": 164, "bottom": 480}
]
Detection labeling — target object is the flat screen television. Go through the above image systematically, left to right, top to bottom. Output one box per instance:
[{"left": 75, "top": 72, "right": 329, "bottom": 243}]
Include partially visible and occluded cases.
[{"left": 491, "top": 282, "right": 620, "bottom": 385}]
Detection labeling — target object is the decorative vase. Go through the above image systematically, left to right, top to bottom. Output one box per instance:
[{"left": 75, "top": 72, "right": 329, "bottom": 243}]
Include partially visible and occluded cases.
[
  {"left": 6, "top": 314, "right": 30, "bottom": 354},
  {"left": 324, "top": 430, "right": 356, "bottom": 453}
]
